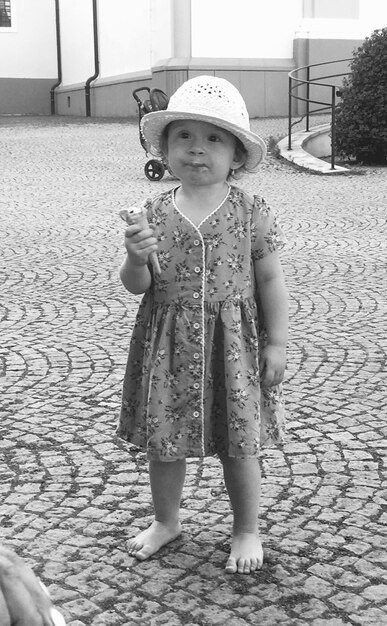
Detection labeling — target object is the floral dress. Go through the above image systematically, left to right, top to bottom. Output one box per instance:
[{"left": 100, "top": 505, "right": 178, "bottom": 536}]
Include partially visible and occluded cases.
[{"left": 117, "top": 185, "right": 286, "bottom": 460}]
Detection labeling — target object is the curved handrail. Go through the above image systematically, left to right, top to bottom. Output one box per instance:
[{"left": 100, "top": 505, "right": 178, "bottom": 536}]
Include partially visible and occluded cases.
[{"left": 288, "top": 58, "right": 352, "bottom": 170}]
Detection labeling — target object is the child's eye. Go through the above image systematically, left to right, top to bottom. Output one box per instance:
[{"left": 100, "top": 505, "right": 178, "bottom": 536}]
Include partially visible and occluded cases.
[
  {"left": 178, "top": 131, "right": 190, "bottom": 139},
  {"left": 208, "top": 135, "right": 221, "bottom": 142}
]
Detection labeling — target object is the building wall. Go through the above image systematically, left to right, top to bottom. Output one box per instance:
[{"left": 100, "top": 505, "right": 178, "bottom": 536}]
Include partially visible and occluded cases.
[
  {"left": 0, "top": 0, "right": 57, "bottom": 114},
  {"left": 1, "top": 0, "right": 386, "bottom": 117},
  {"left": 53, "top": 0, "right": 387, "bottom": 119},
  {"left": 55, "top": 0, "right": 173, "bottom": 117},
  {"left": 58, "top": 0, "right": 302, "bottom": 118},
  {"left": 59, "top": 0, "right": 94, "bottom": 87},
  {"left": 191, "top": 0, "right": 303, "bottom": 58},
  {"left": 0, "top": 77, "right": 54, "bottom": 114}
]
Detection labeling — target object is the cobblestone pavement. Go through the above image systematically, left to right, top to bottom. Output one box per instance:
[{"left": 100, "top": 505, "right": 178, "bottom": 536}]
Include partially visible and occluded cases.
[{"left": 1, "top": 114, "right": 386, "bottom": 626}]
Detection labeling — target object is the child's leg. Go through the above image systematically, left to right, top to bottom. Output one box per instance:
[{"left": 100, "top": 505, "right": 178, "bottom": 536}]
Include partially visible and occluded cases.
[
  {"left": 220, "top": 456, "right": 263, "bottom": 574},
  {"left": 127, "top": 459, "right": 186, "bottom": 560}
]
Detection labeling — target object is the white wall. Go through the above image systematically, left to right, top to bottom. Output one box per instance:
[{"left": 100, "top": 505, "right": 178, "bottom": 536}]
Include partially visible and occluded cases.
[
  {"left": 0, "top": 0, "right": 56, "bottom": 78},
  {"left": 2, "top": 0, "right": 386, "bottom": 85},
  {"left": 59, "top": 0, "right": 94, "bottom": 85},
  {"left": 61, "top": 0, "right": 173, "bottom": 84},
  {"left": 98, "top": 0, "right": 151, "bottom": 78},
  {"left": 149, "top": 0, "right": 172, "bottom": 66},
  {"left": 191, "top": 0, "right": 303, "bottom": 59},
  {"left": 359, "top": 0, "right": 387, "bottom": 34}
]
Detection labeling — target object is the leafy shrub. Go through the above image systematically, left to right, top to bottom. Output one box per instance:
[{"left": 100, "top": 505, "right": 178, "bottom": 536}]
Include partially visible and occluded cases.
[{"left": 334, "top": 28, "right": 387, "bottom": 164}]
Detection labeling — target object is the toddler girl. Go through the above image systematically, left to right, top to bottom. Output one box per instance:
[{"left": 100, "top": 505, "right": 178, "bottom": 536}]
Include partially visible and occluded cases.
[{"left": 117, "top": 76, "right": 288, "bottom": 574}]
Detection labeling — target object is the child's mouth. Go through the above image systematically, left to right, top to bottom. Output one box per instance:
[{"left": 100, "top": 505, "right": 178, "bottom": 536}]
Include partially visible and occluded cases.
[{"left": 187, "top": 162, "right": 207, "bottom": 169}]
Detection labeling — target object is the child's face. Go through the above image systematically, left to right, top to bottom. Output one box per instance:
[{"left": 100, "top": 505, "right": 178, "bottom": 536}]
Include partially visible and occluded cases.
[{"left": 166, "top": 120, "right": 244, "bottom": 187}]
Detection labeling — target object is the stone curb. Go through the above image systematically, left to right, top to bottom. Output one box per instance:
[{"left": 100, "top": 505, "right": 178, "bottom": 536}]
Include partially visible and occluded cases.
[{"left": 278, "top": 124, "right": 349, "bottom": 174}]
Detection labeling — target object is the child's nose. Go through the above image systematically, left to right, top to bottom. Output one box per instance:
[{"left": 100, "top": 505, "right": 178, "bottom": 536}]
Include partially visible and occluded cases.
[{"left": 189, "top": 139, "right": 205, "bottom": 154}]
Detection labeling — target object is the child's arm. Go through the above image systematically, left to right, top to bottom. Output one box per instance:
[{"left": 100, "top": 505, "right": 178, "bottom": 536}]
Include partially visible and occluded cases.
[
  {"left": 119, "top": 223, "right": 158, "bottom": 294},
  {"left": 255, "top": 251, "right": 288, "bottom": 387}
]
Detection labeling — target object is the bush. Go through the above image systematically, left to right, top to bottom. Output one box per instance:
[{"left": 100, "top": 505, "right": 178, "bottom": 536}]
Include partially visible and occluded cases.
[{"left": 334, "top": 27, "right": 387, "bottom": 164}]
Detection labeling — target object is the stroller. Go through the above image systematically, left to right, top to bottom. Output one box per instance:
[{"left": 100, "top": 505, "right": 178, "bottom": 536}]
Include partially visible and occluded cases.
[{"left": 133, "top": 86, "right": 169, "bottom": 181}]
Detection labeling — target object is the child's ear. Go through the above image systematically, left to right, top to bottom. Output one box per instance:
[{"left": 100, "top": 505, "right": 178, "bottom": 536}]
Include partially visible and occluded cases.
[
  {"left": 232, "top": 143, "right": 247, "bottom": 171},
  {"left": 231, "top": 153, "right": 246, "bottom": 171}
]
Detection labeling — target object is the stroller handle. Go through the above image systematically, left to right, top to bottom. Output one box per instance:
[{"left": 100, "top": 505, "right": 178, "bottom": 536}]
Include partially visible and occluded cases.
[{"left": 133, "top": 87, "right": 150, "bottom": 105}]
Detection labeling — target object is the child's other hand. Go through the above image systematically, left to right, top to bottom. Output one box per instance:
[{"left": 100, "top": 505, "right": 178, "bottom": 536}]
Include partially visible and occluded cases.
[
  {"left": 124, "top": 224, "right": 158, "bottom": 267},
  {"left": 259, "top": 345, "right": 286, "bottom": 388}
]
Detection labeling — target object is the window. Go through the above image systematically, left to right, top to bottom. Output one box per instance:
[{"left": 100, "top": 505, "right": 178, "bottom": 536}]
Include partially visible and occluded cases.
[{"left": 0, "top": 0, "right": 11, "bottom": 27}]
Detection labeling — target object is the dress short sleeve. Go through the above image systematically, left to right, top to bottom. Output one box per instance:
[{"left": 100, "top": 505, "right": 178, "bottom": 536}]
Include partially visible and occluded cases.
[
  {"left": 144, "top": 193, "right": 170, "bottom": 228},
  {"left": 251, "top": 196, "right": 287, "bottom": 261},
  {"left": 144, "top": 197, "right": 154, "bottom": 222}
]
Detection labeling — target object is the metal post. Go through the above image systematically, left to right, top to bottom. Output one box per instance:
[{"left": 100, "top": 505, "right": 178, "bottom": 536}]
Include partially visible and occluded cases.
[
  {"left": 50, "top": 0, "right": 62, "bottom": 115},
  {"left": 85, "top": 0, "right": 99, "bottom": 117},
  {"left": 306, "top": 66, "right": 310, "bottom": 132},
  {"left": 288, "top": 76, "right": 292, "bottom": 151},
  {"left": 331, "top": 86, "right": 336, "bottom": 170}
]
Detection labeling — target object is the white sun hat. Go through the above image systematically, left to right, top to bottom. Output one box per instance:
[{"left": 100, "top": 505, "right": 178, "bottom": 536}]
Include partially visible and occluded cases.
[{"left": 141, "top": 75, "right": 266, "bottom": 170}]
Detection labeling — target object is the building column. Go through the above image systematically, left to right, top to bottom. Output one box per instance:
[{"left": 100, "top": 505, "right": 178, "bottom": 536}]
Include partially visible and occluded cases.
[{"left": 173, "top": 0, "right": 191, "bottom": 59}]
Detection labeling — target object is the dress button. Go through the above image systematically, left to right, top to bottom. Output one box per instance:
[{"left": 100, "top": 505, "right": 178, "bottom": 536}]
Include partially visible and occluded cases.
[
  {"left": 193, "top": 239, "right": 200, "bottom": 246},
  {"left": 194, "top": 266, "right": 201, "bottom": 273},
  {"left": 193, "top": 292, "right": 200, "bottom": 299},
  {"left": 193, "top": 323, "right": 200, "bottom": 329},
  {"left": 193, "top": 352, "right": 200, "bottom": 360},
  {"left": 193, "top": 383, "right": 200, "bottom": 390},
  {"left": 193, "top": 411, "right": 200, "bottom": 417}
]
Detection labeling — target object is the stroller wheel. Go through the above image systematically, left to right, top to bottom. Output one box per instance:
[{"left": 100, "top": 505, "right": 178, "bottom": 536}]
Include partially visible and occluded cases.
[{"left": 145, "top": 159, "right": 165, "bottom": 181}]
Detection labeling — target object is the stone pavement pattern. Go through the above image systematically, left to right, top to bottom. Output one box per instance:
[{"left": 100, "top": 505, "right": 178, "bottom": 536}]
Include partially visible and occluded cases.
[{"left": 0, "top": 115, "right": 386, "bottom": 626}]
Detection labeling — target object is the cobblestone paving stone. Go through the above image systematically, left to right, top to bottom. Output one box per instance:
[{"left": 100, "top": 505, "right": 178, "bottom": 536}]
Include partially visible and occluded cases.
[{"left": 0, "top": 114, "right": 386, "bottom": 626}]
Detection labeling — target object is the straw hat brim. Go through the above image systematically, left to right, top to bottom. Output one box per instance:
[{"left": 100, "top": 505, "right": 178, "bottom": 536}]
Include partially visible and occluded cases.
[{"left": 141, "top": 111, "right": 267, "bottom": 170}]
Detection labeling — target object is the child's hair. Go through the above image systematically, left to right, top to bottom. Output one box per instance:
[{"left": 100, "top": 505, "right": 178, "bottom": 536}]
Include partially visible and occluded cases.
[{"left": 159, "top": 123, "right": 250, "bottom": 179}]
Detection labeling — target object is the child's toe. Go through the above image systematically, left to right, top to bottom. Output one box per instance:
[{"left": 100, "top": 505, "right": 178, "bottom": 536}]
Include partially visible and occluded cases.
[
  {"left": 127, "top": 539, "right": 140, "bottom": 555},
  {"left": 135, "top": 544, "right": 153, "bottom": 561},
  {"left": 225, "top": 556, "right": 237, "bottom": 573},
  {"left": 250, "top": 557, "right": 260, "bottom": 572},
  {"left": 238, "top": 558, "right": 250, "bottom": 574}
]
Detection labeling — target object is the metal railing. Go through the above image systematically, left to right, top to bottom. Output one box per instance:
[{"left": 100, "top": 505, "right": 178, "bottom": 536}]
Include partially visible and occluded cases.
[{"left": 288, "top": 58, "right": 352, "bottom": 170}]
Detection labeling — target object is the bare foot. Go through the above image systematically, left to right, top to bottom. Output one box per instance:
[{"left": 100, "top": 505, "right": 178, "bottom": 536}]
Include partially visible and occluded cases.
[
  {"left": 127, "top": 520, "right": 182, "bottom": 561},
  {"left": 225, "top": 532, "right": 263, "bottom": 574}
]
